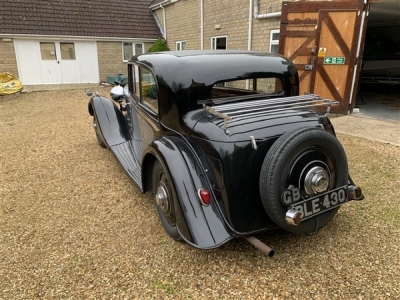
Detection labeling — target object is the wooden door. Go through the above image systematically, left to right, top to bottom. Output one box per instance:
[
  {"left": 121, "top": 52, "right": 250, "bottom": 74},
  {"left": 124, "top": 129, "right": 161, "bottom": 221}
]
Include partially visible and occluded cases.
[{"left": 279, "top": 0, "right": 369, "bottom": 114}]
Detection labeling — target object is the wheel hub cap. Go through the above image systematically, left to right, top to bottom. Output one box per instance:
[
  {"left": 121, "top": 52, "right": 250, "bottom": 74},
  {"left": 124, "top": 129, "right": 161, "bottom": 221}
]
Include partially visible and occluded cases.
[
  {"left": 304, "top": 166, "right": 329, "bottom": 195},
  {"left": 155, "top": 183, "right": 170, "bottom": 214}
]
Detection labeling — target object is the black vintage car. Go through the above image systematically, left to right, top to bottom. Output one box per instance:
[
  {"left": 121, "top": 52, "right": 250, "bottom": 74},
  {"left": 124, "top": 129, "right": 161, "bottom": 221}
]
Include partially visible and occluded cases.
[{"left": 88, "top": 50, "right": 363, "bottom": 256}]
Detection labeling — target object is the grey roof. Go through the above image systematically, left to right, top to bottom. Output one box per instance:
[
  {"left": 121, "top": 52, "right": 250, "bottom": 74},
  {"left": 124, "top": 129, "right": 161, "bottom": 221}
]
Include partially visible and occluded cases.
[{"left": 0, "top": 0, "right": 162, "bottom": 39}]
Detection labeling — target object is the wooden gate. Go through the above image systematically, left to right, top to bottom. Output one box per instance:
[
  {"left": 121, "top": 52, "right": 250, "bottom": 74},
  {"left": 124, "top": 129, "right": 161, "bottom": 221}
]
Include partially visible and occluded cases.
[{"left": 279, "top": 0, "right": 369, "bottom": 114}]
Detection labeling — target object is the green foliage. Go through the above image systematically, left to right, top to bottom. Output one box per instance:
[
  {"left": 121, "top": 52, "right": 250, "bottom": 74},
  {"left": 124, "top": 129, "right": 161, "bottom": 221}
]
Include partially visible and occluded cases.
[
  {"left": 148, "top": 38, "right": 170, "bottom": 52},
  {"left": 150, "top": 280, "right": 179, "bottom": 295}
]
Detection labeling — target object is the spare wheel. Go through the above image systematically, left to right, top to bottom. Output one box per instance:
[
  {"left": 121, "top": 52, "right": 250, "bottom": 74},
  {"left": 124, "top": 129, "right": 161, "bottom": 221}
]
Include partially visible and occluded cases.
[{"left": 259, "top": 127, "right": 348, "bottom": 234}]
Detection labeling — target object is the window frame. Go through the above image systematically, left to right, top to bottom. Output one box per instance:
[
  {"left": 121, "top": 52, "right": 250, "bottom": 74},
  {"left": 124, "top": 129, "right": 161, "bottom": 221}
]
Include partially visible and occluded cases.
[
  {"left": 269, "top": 29, "right": 280, "bottom": 53},
  {"left": 211, "top": 36, "right": 227, "bottom": 50},
  {"left": 176, "top": 41, "right": 186, "bottom": 51},
  {"left": 40, "top": 42, "right": 57, "bottom": 60},
  {"left": 60, "top": 42, "right": 76, "bottom": 60},
  {"left": 122, "top": 42, "right": 144, "bottom": 62},
  {"left": 129, "top": 63, "right": 159, "bottom": 116},
  {"left": 210, "top": 77, "right": 285, "bottom": 103}
]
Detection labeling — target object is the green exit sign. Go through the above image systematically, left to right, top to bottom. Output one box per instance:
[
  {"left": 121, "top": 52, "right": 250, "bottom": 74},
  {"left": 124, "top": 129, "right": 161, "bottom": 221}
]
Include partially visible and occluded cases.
[{"left": 323, "top": 57, "right": 345, "bottom": 64}]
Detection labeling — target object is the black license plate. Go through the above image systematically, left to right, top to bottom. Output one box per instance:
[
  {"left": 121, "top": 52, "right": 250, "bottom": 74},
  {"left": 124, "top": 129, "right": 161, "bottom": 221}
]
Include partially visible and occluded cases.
[{"left": 290, "top": 186, "right": 348, "bottom": 221}]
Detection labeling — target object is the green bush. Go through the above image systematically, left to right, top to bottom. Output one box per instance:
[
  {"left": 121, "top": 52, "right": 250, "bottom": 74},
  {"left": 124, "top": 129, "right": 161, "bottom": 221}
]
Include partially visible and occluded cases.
[{"left": 148, "top": 38, "right": 170, "bottom": 52}]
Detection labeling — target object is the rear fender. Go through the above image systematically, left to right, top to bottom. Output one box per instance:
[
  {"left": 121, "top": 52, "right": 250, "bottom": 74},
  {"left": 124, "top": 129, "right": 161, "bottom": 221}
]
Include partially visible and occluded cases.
[
  {"left": 88, "top": 96, "right": 129, "bottom": 147},
  {"left": 145, "top": 136, "right": 233, "bottom": 249}
]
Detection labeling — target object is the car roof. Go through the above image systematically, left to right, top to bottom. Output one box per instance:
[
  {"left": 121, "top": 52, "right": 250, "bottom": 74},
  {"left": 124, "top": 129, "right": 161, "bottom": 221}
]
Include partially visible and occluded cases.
[{"left": 129, "top": 50, "right": 297, "bottom": 91}]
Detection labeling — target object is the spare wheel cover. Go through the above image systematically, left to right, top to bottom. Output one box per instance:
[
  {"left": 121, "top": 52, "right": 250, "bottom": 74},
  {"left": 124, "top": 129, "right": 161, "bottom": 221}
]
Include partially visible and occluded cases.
[{"left": 259, "top": 127, "right": 348, "bottom": 234}]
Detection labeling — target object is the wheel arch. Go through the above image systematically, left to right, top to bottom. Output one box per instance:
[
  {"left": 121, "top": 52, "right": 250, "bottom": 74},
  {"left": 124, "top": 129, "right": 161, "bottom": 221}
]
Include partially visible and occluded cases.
[
  {"left": 88, "top": 95, "right": 129, "bottom": 147},
  {"left": 88, "top": 101, "right": 94, "bottom": 116},
  {"left": 143, "top": 136, "right": 233, "bottom": 249},
  {"left": 141, "top": 152, "right": 157, "bottom": 194}
]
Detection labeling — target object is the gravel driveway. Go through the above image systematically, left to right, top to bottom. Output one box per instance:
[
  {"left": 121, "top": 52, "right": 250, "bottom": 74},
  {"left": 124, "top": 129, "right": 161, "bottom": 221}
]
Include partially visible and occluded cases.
[{"left": 1, "top": 88, "right": 399, "bottom": 299}]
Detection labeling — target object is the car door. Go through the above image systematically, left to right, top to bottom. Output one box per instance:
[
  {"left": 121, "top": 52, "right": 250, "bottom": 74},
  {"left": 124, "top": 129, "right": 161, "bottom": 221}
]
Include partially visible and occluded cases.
[{"left": 127, "top": 63, "right": 160, "bottom": 161}]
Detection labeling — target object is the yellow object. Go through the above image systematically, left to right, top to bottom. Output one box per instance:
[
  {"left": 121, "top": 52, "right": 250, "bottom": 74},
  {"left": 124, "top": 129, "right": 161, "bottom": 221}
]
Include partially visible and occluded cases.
[
  {"left": 0, "top": 72, "right": 23, "bottom": 95},
  {"left": 141, "top": 81, "right": 152, "bottom": 96}
]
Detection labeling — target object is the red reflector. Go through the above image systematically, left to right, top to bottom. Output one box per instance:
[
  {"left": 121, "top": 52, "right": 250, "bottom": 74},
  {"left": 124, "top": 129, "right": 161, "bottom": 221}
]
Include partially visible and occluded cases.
[{"left": 198, "top": 188, "right": 211, "bottom": 206}]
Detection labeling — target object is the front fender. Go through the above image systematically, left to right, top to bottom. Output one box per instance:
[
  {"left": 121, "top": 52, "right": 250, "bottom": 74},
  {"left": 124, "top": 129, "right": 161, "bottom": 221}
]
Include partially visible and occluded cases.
[
  {"left": 88, "top": 96, "right": 129, "bottom": 147},
  {"left": 145, "top": 136, "right": 233, "bottom": 249}
]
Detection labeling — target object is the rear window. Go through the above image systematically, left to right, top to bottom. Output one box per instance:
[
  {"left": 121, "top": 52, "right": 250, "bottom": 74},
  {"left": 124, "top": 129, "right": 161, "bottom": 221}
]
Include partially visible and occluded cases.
[{"left": 211, "top": 78, "right": 283, "bottom": 103}]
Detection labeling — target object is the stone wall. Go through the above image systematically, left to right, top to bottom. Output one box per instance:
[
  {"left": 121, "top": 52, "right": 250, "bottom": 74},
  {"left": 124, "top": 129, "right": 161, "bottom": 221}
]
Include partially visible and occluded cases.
[
  {"left": 152, "top": 0, "right": 285, "bottom": 52},
  {"left": 157, "top": 0, "right": 202, "bottom": 50},
  {"left": 253, "top": 0, "right": 283, "bottom": 51},
  {"left": 0, "top": 39, "right": 19, "bottom": 77},
  {"left": 96, "top": 41, "right": 153, "bottom": 82},
  {"left": 97, "top": 41, "right": 127, "bottom": 82}
]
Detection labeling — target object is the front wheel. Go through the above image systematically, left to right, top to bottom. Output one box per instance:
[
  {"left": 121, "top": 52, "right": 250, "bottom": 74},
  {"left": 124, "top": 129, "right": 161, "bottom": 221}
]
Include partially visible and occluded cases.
[
  {"left": 93, "top": 116, "right": 106, "bottom": 148},
  {"left": 259, "top": 127, "right": 348, "bottom": 234},
  {"left": 152, "top": 160, "right": 181, "bottom": 240}
]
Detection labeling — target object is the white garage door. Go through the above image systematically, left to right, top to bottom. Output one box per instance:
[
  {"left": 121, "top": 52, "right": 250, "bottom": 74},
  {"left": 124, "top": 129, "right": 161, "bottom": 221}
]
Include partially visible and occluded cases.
[{"left": 14, "top": 39, "right": 99, "bottom": 85}]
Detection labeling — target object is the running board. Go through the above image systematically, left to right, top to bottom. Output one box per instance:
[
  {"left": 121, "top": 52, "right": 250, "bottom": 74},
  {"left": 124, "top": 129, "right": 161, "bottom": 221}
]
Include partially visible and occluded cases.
[{"left": 110, "top": 140, "right": 142, "bottom": 190}]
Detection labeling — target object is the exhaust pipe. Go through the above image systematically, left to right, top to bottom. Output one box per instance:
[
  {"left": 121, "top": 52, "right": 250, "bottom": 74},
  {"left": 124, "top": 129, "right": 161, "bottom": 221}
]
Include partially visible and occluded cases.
[
  {"left": 348, "top": 185, "right": 364, "bottom": 200},
  {"left": 244, "top": 236, "right": 275, "bottom": 257}
]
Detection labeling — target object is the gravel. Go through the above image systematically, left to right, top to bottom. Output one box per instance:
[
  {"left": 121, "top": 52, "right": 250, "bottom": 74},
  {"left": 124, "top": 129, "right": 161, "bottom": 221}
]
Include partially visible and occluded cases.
[{"left": 1, "top": 88, "right": 399, "bottom": 299}]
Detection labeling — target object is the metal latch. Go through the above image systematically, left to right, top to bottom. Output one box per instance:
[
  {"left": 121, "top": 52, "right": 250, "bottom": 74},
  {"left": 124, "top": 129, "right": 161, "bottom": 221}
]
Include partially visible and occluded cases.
[{"left": 203, "top": 104, "right": 232, "bottom": 135}]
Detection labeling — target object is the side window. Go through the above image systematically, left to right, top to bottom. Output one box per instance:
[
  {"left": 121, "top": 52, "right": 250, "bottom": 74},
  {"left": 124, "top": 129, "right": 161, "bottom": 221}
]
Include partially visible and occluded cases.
[
  {"left": 269, "top": 29, "right": 280, "bottom": 53},
  {"left": 211, "top": 36, "right": 227, "bottom": 50},
  {"left": 176, "top": 41, "right": 186, "bottom": 51},
  {"left": 123, "top": 43, "right": 144, "bottom": 62},
  {"left": 130, "top": 64, "right": 158, "bottom": 114}
]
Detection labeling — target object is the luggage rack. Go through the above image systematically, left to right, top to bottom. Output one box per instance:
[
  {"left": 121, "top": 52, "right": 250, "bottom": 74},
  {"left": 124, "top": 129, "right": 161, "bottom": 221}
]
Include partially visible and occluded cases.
[{"left": 203, "top": 94, "right": 339, "bottom": 134}]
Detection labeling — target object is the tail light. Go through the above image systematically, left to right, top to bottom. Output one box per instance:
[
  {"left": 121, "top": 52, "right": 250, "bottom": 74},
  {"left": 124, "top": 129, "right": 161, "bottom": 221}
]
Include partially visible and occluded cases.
[{"left": 198, "top": 188, "right": 211, "bottom": 206}]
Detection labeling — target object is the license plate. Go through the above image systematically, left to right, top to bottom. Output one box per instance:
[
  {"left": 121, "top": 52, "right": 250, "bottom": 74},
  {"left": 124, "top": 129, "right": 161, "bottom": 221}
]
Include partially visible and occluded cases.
[{"left": 289, "top": 186, "right": 348, "bottom": 221}]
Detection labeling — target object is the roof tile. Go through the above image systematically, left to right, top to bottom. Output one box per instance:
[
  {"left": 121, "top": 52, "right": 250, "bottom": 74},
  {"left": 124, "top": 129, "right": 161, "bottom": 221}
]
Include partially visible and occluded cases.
[{"left": 1, "top": 0, "right": 161, "bottom": 39}]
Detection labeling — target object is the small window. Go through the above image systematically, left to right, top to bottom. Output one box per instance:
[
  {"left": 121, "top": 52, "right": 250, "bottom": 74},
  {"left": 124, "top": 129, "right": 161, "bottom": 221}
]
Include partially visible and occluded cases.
[
  {"left": 270, "top": 29, "right": 280, "bottom": 53},
  {"left": 211, "top": 36, "right": 227, "bottom": 50},
  {"left": 176, "top": 41, "right": 186, "bottom": 51},
  {"left": 40, "top": 42, "right": 57, "bottom": 60},
  {"left": 60, "top": 43, "right": 76, "bottom": 60},
  {"left": 123, "top": 43, "right": 144, "bottom": 61},
  {"left": 135, "top": 44, "right": 143, "bottom": 55}
]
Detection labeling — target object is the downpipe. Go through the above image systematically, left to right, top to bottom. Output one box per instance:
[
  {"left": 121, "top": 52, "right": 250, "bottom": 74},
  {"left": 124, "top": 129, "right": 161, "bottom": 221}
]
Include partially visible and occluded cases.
[{"left": 244, "top": 236, "right": 275, "bottom": 257}]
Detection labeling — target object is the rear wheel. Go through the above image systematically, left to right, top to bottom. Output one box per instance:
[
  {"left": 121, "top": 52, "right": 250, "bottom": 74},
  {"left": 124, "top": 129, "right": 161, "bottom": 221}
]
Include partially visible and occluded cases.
[
  {"left": 259, "top": 127, "right": 348, "bottom": 234},
  {"left": 152, "top": 160, "right": 181, "bottom": 240}
]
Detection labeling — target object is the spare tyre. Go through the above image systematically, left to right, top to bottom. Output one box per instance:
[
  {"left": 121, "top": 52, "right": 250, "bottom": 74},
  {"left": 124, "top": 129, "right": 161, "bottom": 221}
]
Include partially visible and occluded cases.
[{"left": 259, "top": 127, "right": 348, "bottom": 234}]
